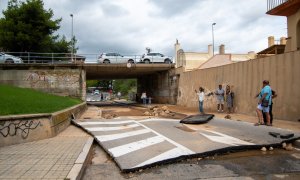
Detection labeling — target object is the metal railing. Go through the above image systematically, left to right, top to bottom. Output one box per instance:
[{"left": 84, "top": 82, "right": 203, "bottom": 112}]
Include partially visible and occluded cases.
[
  {"left": 267, "top": 0, "right": 288, "bottom": 11},
  {"left": 0, "top": 52, "right": 174, "bottom": 64}
]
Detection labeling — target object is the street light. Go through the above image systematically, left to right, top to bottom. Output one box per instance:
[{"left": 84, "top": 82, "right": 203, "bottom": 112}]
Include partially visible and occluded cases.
[
  {"left": 70, "top": 14, "right": 74, "bottom": 62},
  {"left": 212, "top": 22, "right": 216, "bottom": 55}
]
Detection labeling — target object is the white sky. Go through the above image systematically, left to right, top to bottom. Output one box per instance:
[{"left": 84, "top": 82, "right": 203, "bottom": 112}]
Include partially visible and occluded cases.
[{"left": 0, "top": 0, "right": 287, "bottom": 57}]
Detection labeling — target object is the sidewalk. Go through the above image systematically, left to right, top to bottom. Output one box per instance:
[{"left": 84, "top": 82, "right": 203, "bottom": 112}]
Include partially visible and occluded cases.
[
  {"left": 165, "top": 104, "right": 300, "bottom": 132},
  {"left": 0, "top": 125, "right": 93, "bottom": 179}
]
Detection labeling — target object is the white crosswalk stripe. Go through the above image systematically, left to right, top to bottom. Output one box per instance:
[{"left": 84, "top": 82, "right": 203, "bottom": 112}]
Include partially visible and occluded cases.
[
  {"left": 85, "top": 123, "right": 139, "bottom": 131},
  {"left": 95, "top": 129, "right": 151, "bottom": 142},
  {"left": 108, "top": 136, "right": 165, "bottom": 157}
]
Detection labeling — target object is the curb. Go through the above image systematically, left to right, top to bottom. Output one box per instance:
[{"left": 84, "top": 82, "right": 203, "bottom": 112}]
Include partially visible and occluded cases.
[{"left": 66, "top": 137, "right": 94, "bottom": 180}]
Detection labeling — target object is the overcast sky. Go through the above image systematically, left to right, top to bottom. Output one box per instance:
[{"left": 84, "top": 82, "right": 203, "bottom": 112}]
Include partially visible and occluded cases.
[{"left": 0, "top": 0, "right": 287, "bottom": 58}]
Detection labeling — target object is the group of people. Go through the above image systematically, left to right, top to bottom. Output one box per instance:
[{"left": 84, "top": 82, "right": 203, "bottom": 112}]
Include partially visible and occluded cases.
[
  {"left": 194, "top": 80, "right": 277, "bottom": 126},
  {"left": 255, "top": 80, "right": 277, "bottom": 126},
  {"left": 195, "top": 84, "right": 234, "bottom": 114}
]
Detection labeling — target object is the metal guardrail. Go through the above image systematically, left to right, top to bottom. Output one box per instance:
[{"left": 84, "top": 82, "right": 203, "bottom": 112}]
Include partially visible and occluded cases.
[
  {"left": 267, "top": 0, "right": 288, "bottom": 11},
  {"left": 0, "top": 52, "right": 174, "bottom": 64}
]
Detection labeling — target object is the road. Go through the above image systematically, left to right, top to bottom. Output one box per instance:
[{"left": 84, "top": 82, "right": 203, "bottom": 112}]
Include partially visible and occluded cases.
[{"left": 78, "top": 104, "right": 300, "bottom": 179}]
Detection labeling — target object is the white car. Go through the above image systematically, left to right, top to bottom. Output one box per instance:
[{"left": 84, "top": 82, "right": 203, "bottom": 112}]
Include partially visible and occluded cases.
[
  {"left": 0, "top": 52, "right": 23, "bottom": 63},
  {"left": 98, "top": 53, "right": 136, "bottom": 64},
  {"left": 140, "top": 53, "right": 172, "bottom": 64}
]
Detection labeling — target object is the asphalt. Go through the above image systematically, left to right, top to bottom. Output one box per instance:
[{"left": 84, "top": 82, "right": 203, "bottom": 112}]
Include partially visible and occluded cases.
[{"left": 73, "top": 117, "right": 300, "bottom": 172}]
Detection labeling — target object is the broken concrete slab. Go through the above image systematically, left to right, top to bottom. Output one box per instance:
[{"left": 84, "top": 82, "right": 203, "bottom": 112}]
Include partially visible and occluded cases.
[{"left": 73, "top": 118, "right": 300, "bottom": 173}]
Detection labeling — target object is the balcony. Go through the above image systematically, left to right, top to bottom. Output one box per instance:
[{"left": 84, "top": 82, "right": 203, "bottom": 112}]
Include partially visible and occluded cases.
[{"left": 267, "top": 0, "right": 300, "bottom": 16}]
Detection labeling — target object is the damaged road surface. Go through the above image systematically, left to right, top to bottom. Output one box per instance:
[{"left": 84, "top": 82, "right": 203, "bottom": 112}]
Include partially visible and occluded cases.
[{"left": 73, "top": 117, "right": 300, "bottom": 172}]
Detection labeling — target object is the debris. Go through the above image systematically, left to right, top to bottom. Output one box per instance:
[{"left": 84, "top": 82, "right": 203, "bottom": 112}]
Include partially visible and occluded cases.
[
  {"left": 161, "top": 106, "right": 168, "bottom": 111},
  {"left": 165, "top": 110, "right": 170, "bottom": 114},
  {"left": 144, "top": 111, "right": 151, "bottom": 116},
  {"left": 160, "top": 111, "right": 167, "bottom": 116},
  {"left": 103, "top": 114, "right": 113, "bottom": 119},
  {"left": 224, "top": 114, "right": 231, "bottom": 119},
  {"left": 269, "top": 132, "right": 280, "bottom": 138},
  {"left": 280, "top": 133, "right": 294, "bottom": 139},
  {"left": 282, "top": 142, "right": 287, "bottom": 148},
  {"left": 285, "top": 143, "right": 293, "bottom": 151},
  {"left": 261, "top": 147, "right": 267, "bottom": 151},
  {"left": 269, "top": 147, "right": 274, "bottom": 151}
]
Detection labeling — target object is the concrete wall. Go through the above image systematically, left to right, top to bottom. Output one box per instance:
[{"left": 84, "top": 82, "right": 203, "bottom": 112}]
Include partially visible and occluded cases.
[
  {"left": 176, "top": 50, "right": 300, "bottom": 121},
  {"left": 0, "top": 68, "right": 86, "bottom": 100},
  {"left": 137, "top": 69, "right": 177, "bottom": 104},
  {"left": 0, "top": 103, "right": 87, "bottom": 147}
]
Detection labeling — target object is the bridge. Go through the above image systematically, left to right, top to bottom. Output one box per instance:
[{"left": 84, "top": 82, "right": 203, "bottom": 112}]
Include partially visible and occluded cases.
[{"left": 0, "top": 63, "right": 178, "bottom": 104}]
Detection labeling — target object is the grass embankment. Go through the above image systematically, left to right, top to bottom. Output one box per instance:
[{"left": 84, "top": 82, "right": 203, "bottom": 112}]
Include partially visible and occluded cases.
[{"left": 0, "top": 84, "right": 82, "bottom": 116}]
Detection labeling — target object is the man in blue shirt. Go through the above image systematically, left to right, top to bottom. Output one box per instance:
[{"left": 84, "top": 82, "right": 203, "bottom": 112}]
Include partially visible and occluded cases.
[{"left": 255, "top": 80, "right": 272, "bottom": 126}]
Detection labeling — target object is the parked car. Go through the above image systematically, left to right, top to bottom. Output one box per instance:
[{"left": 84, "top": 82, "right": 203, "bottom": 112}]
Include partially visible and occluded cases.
[
  {"left": 0, "top": 52, "right": 23, "bottom": 63},
  {"left": 98, "top": 53, "right": 136, "bottom": 64},
  {"left": 140, "top": 53, "right": 172, "bottom": 64},
  {"left": 94, "top": 90, "right": 100, "bottom": 95}
]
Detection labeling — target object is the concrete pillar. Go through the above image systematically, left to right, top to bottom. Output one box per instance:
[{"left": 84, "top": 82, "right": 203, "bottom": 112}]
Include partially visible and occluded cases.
[
  {"left": 268, "top": 36, "right": 275, "bottom": 47},
  {"left": 280, "top": 37, "right": 287, "bottom": 45},
  {"left": 174, "top": 39, "right": 181, "bottom": 67},
  {"left": 208, "top": 44, "right": 213, "bottom": 57},
  {"left": 219, "top": 44, "right": 225, "bottom": 54}
]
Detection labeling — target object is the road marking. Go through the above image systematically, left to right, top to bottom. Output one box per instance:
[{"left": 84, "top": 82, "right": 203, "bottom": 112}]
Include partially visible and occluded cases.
[
  {"left": 139, "top": 118, "right": 180, "bottom": 123},
  {"left": 78, "top": 120, "right": 134, "bottom": 125},
  {"left": 135, "top": 121, "right": 194, "bottom": 154},
  {"left": 86, "top": 123, "right": 139, "bottom": 132},
  {"left": 95, "top": 129, "right": 152, "bottom": 142},
  {"left": 200, "top": 130, "right": 255, "bottom": 146},
  {"left": 108, "top": 136, "right": 165, "bottom": 157},
  {"left": 133, "top": 147, "right": 190, "bottom": 168}
]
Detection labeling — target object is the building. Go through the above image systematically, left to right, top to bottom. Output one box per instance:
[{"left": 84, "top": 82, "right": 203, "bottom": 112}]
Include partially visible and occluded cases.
[{"left": 267, "top": 0, "right": 300, "bottom": 52}]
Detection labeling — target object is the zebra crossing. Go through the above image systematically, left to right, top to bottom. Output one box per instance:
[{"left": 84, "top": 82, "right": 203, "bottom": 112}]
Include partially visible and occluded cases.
[
  {"left": 74, "top": 118, "right": 300, "bottom": 172},
  {"left": 74, "top": 119, "right": 195, "bottom": 171}
]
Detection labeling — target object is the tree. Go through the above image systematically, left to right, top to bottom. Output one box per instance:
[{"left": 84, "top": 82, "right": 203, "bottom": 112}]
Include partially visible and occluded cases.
[
  {"left": 0, "top": 0, "right": 73, "bottom": 53},
  {"left": 113, "top": 79, "right": 137, "bottom": 95}
]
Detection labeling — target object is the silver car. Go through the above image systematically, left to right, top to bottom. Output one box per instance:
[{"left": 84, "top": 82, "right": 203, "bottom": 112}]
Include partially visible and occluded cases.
[
  {"left": 0, "top": 52, "right": 23, "bottom": 63},
  {"left": 98, "top": 53, "right": 136, "bottom": 64}
]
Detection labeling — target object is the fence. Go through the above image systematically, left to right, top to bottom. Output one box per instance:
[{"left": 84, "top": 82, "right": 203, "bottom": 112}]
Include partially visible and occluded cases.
[{"left": 267, "top": 0, "right": 288, "bottom": 11}]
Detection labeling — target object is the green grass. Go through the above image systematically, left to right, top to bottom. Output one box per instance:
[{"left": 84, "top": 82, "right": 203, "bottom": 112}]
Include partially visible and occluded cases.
[{"left": 0, "top": 84, "right": 82, "bottom": 116}]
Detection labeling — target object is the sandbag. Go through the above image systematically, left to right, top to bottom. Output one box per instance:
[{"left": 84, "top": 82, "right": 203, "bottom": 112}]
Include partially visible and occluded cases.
[{"left": 180, "top": 114, "right": 214, "bottom": 124}]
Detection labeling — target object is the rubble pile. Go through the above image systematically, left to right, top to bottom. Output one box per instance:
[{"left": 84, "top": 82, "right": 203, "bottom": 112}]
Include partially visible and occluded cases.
[{"left": 143, "top": 105, "right": 175, "bottom": 117}]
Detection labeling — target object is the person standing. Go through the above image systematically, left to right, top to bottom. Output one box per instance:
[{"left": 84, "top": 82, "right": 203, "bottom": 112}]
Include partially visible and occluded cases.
[
  {"left": 255, "top": 80, "right": 272, "bottom": 126},
  {"left": 215, "top": 84, "right": 225, "bottom": 112},
  {"left": 225, "top": 85, "right": 234, "bottom": 113},
  {"left": 195, "top": 87, "right": 205, "bottom": 114},
  {"left": 263, "top": 89, "right": 277, "bottom": 125},
  {"left": 141, "top": 91, "right": 147, "bottom": 105}
]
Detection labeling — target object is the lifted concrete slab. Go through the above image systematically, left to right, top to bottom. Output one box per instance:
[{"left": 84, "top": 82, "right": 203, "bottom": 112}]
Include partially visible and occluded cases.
[{"left": 73, "top": 118, "right": 300, "bottom": 172}]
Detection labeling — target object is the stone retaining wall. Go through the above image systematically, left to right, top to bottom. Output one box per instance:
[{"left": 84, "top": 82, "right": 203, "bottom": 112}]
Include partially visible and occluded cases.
[{"left": 0, "top": 102, "right": 87, "bottom": 147}]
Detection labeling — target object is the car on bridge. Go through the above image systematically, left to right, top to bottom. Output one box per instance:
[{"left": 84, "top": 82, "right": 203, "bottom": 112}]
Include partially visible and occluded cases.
[
  {"left": 0, "top": 52, "right": 23, "bottom": 64},
  {"left": 140, "top": 52, "right": 172, "bottom": 64},
  {"left": 98, "top": 53, "right": 136, "bottom": 64}
]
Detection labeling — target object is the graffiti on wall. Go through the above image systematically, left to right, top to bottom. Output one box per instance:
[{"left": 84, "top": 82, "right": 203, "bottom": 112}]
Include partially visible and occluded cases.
[
  {"left": 24, "top": 71, "right": 80, "bottom": 88},
  {"left": 0, "top": 120, "right": 41, "bottom": 139}
]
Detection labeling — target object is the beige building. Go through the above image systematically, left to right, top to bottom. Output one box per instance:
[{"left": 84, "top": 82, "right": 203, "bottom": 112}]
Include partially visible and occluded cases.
[
  {"left": 267, "top": 0, "right": 300, "bottom": 52},
  {"left": 174, "top": 40, "right": 213, "bottom": 70},
  {"left": 175, "top": 40, "right": 256, "bottom": 70}
]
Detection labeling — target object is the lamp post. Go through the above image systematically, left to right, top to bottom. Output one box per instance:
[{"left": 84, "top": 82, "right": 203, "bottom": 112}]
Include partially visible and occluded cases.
[
  {"left": 70, "top": 14, "right": 74, "bottom": 62},
  {"left": 212, "top": 22, "right": 216, "bottom": 55}
]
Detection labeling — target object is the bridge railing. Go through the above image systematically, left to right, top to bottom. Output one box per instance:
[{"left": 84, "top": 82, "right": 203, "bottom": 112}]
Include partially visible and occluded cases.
[{"left": 1, "top": 52, "right": 174, "bottom": 64}]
